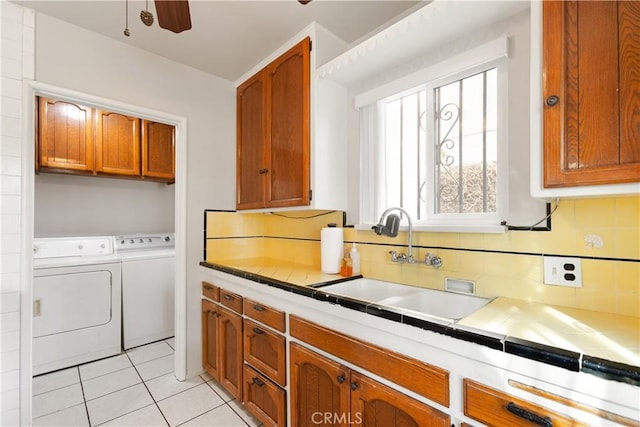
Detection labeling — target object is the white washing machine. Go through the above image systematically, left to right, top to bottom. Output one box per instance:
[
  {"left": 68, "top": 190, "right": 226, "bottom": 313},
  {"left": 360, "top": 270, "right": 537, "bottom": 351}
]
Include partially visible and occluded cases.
[
  {"left": 115, "top": 233, "right": 175, "bottom": 350},
  {"left": 32, "top": 236, "right": 122, "bottom": 375}
]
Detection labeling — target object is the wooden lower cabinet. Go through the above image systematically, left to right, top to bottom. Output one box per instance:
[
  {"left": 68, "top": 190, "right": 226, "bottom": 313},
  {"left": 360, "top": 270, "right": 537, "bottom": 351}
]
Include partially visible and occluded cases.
[
  {"left": 201, "top": 299, "right": 243, "bottom": 400},
  {"left": 290, "top": 342, "right": 449, "bottom": 427},
  {"left": 243, "top": 365, "right": 286, "bottom": 427},
  {"left": 464, "top": 379, "right": 585, "bottom": 427}
]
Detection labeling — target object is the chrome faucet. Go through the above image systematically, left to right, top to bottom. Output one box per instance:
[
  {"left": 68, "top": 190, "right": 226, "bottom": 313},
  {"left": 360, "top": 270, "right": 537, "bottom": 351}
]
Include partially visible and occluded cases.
[{"left": 372, "top": 207, "right": 415, "bottom": 264}]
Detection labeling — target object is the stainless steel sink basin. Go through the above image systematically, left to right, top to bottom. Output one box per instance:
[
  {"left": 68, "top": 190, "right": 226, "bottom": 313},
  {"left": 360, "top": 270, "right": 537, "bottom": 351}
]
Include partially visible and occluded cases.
[{"left": 318, "top": 278, "right": 492, "bottom": 321}]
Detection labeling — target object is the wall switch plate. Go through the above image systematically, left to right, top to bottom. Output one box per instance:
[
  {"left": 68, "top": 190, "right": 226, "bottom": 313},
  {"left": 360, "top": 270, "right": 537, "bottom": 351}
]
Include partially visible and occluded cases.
[{"left": 543, "top": 256, "right": 582, "bottom": 287}]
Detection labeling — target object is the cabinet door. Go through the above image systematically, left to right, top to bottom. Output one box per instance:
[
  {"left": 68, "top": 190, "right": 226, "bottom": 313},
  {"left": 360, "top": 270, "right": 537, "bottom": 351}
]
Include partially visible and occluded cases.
[
  {"left": 543, "top": 0, "right": 640, "bottom": 187},
  {"left": 265, "top": 36, "right": 310, "bottom": 208},
  {"left": 237, "top": 70, "right": 268, "bottom": 209},
  {"left": 37, "top": 97, "right": 94, "bottom": 172},
  {"left": 95, "top": 110, "right": 141, "bottom": 176},
  {"left": 142, "top": 120, "right": 175, "bottom": 181},
  {"left": 201, "top": 300, "right": 220, "bottom": 379},
  {"left": 218, "top": 305, "right": 243, "bottom": 400},
  {"left": 243, "top": 318, "right": 286, "bottom": 386},
  {"left": 290, "top": 342, "right": 350, "bottom": 427},
  {"left": 243, "top": 365, "right": 286, "bottom": 427},
  {"left": 350, "top": 371, "right": 450, "bottom": 427}
]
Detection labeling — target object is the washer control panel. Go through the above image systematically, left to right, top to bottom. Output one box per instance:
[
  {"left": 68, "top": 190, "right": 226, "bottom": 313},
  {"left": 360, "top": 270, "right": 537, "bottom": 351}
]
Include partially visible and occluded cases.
[{"left": 114, "top": 233, "right": 175, "bottom": 252}]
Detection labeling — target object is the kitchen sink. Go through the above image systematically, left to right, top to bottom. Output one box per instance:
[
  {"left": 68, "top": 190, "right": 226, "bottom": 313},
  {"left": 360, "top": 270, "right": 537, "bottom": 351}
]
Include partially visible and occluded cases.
[{"left": 317, "top": 278, "right": 492, "bottom": 322}]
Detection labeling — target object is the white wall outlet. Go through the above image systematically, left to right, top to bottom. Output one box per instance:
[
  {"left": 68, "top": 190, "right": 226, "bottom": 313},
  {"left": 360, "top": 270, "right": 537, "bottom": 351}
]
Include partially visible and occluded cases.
[{"left": 543, "top": 256, "right": 582, "bottom": 287}]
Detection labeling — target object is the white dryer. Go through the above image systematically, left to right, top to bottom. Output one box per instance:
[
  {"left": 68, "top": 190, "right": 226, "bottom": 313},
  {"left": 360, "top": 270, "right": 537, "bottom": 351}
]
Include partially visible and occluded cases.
[
  {"left": 115, "top": 233, "right": 175, "bottom": 350},
  {"left": 32, "top": 236, "right": 122, "bottom": 375}
]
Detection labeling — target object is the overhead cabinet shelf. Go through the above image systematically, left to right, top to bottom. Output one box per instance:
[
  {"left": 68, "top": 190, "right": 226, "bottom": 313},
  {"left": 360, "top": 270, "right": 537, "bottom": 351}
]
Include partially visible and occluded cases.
[{"left": 316, "top": 0, "right": 529, "bottom": 86}]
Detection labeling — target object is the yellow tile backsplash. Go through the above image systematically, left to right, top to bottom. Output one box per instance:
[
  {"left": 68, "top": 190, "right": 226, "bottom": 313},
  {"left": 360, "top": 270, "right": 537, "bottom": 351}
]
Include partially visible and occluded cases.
[{"left": 205, "top": 197, "right": 640, "bottom": 317}]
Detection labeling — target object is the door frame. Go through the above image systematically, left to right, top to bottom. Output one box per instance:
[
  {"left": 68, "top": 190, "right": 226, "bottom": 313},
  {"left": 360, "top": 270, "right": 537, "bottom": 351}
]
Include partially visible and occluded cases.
[{"left": 21, "top": 80, "right": 188, "bottom": 420}]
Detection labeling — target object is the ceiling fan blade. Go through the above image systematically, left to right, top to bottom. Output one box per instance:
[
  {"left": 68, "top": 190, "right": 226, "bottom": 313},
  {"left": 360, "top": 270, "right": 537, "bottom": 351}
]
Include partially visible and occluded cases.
[{"left": 154, "top": 0, "right": 192, "bottom": 33}]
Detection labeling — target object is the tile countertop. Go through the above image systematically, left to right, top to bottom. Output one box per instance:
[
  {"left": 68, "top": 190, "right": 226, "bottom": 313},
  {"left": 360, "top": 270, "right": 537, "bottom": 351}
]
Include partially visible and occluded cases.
[{"left": 200, "top": 258, "right": 640, "bottom": 386}]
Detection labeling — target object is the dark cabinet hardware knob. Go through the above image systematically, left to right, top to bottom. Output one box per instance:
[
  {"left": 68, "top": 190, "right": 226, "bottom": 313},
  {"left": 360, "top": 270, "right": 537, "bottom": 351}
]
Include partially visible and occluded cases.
[
  {"left": 545, "top": 95, "right": 559, "bottom": 106},
  {"left": 259, "top": 168, "right": 269, "bottom": 174},
  {"left": 203, "top": 285, "right": 213, "bottom": 290},
  {"left": 253, "top": 304, "right": 265, "bottom": 312},
  {"left": 252, "top": 327, "right": 265, "bottom": 335},
  {"left": 336, "top": 375, "right": 345, "bottom": 384},
  {"left": 252, "top": 377, "right": 265, "bottom": 387},
  {"left": 350, "top": 382, "right": 358, "bottom": 391},
  {"left": 505, "top": 402, "right": 552, "bottom": 427}
]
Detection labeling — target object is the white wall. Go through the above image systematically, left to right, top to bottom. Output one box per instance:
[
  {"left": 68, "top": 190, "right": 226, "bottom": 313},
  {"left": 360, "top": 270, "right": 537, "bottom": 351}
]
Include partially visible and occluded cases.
[
  {"left": 0, "top": 3, "right": 236, "bottom": 423},
  {"left": 34, "top": 173, "right": 175, "bottom": 236}
]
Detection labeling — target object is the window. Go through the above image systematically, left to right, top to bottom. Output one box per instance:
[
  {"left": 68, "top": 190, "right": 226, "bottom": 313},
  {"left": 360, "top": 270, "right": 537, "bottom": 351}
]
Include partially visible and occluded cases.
[{"left": 358, "top": 38, "right": 509, "bottom": 231}]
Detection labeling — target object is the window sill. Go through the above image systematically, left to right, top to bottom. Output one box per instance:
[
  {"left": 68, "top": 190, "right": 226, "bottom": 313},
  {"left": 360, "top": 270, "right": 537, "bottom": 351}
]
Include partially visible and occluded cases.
[{"left": 354, "top": 224, "right": 507, "bottom": 234}]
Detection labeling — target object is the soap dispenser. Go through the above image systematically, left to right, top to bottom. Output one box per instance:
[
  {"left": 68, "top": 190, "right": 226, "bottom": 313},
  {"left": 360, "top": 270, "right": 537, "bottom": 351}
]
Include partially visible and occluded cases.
[{"left": 350, "top": 242, "right": 361, "bottom": 275}]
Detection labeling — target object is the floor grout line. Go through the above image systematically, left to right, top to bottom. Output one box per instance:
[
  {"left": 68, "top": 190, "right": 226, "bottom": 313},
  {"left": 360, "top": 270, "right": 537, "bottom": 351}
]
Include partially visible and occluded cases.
[{"left": 125, "top": 350, "right": 171, "bottom": 427}]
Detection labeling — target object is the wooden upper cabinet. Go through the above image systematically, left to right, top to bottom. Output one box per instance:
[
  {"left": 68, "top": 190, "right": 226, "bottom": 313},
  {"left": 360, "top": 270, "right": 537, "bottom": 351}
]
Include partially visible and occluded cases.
[
  {"left": 543, "top": 0, "right": 640, "bottom": 187},
  {"left": 236, "top": 36, "right": 311, "bottom": 210},
  {"left": 266, "top": 36, "right": 310, "bottom": 208},
  {"left": 237, "top": 70, "right": 267, "bottom": 210},
  {"left": 37, "top": 97, "right": 94, "bottom": 172},
  {"left": 95, "top": 110, "right": 141, "bottom": 176},
  {"left": 142, "top": 120, "right": 175, "bottom": 181}
]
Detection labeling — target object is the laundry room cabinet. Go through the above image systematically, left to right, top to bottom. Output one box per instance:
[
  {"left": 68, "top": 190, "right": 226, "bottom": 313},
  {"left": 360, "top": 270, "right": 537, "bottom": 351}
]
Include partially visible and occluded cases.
[
  {"left": 542, "top": 0, "right": 640, "bottom": 188},
  {"left": 36, "top": 97, "right": 175, "bottom": 182}
]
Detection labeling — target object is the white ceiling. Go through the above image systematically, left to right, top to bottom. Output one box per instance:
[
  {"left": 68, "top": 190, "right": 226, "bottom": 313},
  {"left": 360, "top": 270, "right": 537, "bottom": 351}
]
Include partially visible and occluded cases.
[{"left": 15, "top": 0, "right": 423, "bottom": 81}]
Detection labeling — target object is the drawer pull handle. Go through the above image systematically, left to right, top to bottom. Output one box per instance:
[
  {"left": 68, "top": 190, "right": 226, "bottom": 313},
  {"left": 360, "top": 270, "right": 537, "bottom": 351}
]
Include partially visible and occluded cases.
[
  {"left": 203, "top": 284, "right": 213, "bottom": 290},
  {"left": 223, "top": 294, "right": 234, "bottom": 301},
  {"left": 253, "top": 304, "right": 265, "bottom": 312},
  {"left": 253, "top": 327, "right": 265, "bottom": 335},
  {"left": 336, "top": 375, "right": 345, "bottom": 384},
  {"left": 252, "top": 377, "right": 265, "bottom": 387},
  {"left": 506, "top": 402, "right": 553, "bottom": 427}
]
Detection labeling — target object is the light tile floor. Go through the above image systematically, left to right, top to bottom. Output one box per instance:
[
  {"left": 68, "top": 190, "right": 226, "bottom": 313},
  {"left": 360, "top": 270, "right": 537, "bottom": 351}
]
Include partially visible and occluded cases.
[{"left": 32, "top": 338, "right": 262, "bottom": 426}]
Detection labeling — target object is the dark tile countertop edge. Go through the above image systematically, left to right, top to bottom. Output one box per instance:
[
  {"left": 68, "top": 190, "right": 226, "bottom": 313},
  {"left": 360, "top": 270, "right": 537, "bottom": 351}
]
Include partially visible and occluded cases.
[{"left": 200, "top": 261, "right": 640, "bottom": 387}]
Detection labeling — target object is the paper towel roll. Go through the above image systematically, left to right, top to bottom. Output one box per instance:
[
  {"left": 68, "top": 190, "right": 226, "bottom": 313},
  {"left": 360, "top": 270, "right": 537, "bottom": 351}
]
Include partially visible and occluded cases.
[{"left": 321, "top": 225, "right": 343, "bottom": 274}]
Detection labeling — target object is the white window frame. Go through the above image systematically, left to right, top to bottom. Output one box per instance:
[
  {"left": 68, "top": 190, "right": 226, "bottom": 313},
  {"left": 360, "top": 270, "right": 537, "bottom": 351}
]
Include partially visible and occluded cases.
[{"left": 357, "top": 36, "right": 509, "bottom": 233}]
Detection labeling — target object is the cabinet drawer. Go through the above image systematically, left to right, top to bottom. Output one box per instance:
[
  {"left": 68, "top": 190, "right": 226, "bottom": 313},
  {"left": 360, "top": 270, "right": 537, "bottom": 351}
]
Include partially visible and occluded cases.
[
  {"left": 202, "top": 281, "right": 219, "bottom": 302},
  {"left": 219, "top": 288, "right": 243, "bottom": 314},
  {"left": 243, "top": 298, "right": 285, "bottom": 332},
  {"left": 243, "top": 318, "right": 286, "bottom": 386},
  {"left": 243, "top": 365, "right": 286, "bottom": 427},
  {"left": 464, "top": 379, "right": 586, "bottom": 427}
]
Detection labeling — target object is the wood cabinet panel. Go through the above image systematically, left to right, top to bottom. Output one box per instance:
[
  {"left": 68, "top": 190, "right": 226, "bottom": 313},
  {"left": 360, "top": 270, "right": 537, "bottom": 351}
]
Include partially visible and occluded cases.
[
  {"left": 542, "top": 0, "right": 640, "bottom": 187},
  {"left": 266, "top": 37, "right": 310, "bottom": 207},
  {"left": 237, "top": 71, "right": 268, "bottom": 209},
  {"left": 37, "top": 97, "right": 94, "bottom": 172},
  {"left": 95, "top": 110, "right": 140, "bottom": 176},
  {"left": 142, "top": 120, "right": 175, "bottom": 181},
  {"left": 243, "top": 298, "right": 285, "bottom": 332},
  {"left": 201, "top": 299, "right": 220, "bottom": 379},
  {"left": 219, "top": 306, "right": 243, "bottom": 400},
  {"left": 290, "top": 315, "right": 449, "bottom": 408},
  {"left": 243, "top": 319, "right": 286, "bottom": 387},
  {"left": 290, "top": 342, "right": 350, "bottom": 427},
  {"left": 243, "top": 365, "right": 286, "bottom": 427},
  {"left": 350, "top": 371, "right": 449, "bottom": 427},
  {"left": 464, "top": 379, "right": 586, "bottom": 427}
]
